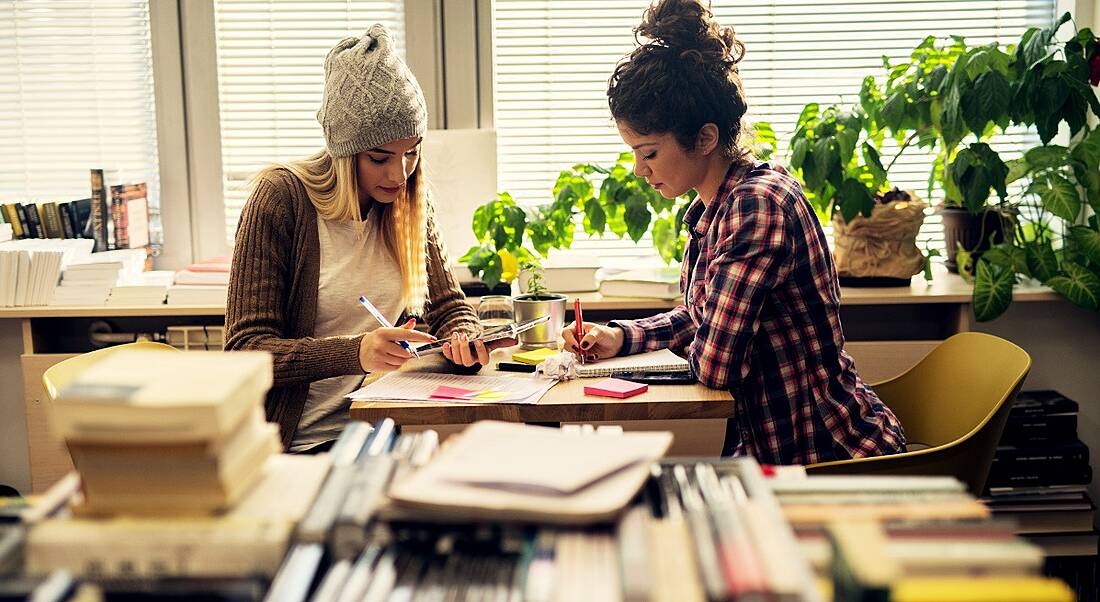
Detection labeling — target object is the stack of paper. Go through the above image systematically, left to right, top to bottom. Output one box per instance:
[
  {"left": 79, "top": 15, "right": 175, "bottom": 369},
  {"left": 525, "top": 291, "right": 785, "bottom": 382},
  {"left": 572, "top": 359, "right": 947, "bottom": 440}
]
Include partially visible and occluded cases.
[
  {"left": 0, "top": 238, "right": 94, "bottom": 306},
  {"left": 107, "top": 269, "right": 174, "bottom": 305},
  {"left": 51, "top": 349, "right": 280, "bottom": 516},
  {"left": 347, "top": 372, "right": 556, "bottom": 405},
  {"left": 388, "top": 421, "right": 672, "bottom": 523}
]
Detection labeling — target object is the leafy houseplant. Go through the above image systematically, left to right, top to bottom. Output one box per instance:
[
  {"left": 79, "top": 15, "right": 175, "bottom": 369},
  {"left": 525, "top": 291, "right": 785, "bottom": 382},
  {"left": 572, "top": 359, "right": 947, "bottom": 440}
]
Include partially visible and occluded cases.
[
  {"left": 460, "top": 123, "right": 778, "bottom": 290},
  {"left": 511, "top": 262, "right": 567, "bottom": 349}
]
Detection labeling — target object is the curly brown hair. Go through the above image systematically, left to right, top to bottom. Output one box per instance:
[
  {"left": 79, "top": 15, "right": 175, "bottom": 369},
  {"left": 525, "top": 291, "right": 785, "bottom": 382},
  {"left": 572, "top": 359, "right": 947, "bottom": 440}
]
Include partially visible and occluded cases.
[{"left": 608, "top": 0, "right": 751, "bottom": 161}]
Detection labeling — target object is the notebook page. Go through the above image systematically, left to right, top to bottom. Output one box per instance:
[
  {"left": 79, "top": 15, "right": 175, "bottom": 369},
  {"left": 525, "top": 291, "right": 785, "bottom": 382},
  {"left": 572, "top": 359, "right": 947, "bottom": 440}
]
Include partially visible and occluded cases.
[{"left": 577, "top": 349, "right": 690, "bottom": 377}]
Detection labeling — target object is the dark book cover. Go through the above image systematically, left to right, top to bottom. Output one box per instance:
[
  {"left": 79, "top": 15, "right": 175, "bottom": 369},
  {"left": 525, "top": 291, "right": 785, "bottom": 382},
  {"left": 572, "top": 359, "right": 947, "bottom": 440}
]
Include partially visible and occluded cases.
[
  {"left": 90, "top": 169, "right": 109, "bottom": 252},
  {"left": 70, "top": 198, "right": 93, "bottom": 239},
  {"left": 41, "top": 202, "right": 63, "bottom": 238},
  {"left": 23, "top": 203, "right": 43, "bottom": 238},
  {"left": 58, "top": 203, "right": 75, "bottom": 239},
  {"left": 1, "top": 205, "right": 24, "bottom": 238},
  {"left": 1011, "top": 390, "right": 1079, "bottom": 418},
  {"left": 1001, "top": 412, "right": 1078, "bottom": 444},
  {"left": 994, "top": 439, "right": 1090, "bottom": 465},
  {"left": 987, "top": 462, "right": 1092, "bottom": 488}
]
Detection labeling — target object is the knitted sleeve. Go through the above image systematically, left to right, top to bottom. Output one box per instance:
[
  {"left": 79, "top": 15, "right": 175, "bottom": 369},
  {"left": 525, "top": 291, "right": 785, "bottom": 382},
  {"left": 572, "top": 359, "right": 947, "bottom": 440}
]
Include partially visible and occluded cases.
[{"left": 223, "top": 173, "right": 364, "bottom": 385}]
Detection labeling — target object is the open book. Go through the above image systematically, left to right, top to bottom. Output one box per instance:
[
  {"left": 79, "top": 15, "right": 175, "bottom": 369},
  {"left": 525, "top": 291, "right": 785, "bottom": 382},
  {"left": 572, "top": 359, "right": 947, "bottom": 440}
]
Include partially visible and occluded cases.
[{"left": 577, "top": 348, "right": 690, "bottom": 378}]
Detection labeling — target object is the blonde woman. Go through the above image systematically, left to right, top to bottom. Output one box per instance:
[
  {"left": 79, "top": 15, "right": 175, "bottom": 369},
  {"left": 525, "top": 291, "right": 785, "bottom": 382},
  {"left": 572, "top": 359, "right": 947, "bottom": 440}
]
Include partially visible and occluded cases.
[{"left": 226, "top": 25, "right": 499, "bottom": 452}]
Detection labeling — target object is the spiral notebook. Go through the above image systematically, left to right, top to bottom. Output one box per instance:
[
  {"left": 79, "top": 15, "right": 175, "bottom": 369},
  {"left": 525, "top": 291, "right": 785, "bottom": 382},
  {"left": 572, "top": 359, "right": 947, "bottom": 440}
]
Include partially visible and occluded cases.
[{"left": 577, "top": 349, "right": 690, "bottom": 378}]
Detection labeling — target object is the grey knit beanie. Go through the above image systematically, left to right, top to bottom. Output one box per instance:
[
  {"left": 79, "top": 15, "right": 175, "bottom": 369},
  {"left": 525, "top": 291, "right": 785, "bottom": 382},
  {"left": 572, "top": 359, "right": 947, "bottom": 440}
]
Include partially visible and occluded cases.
[{"left": 317, "top": 24, "right": 428, "bottom": 158}]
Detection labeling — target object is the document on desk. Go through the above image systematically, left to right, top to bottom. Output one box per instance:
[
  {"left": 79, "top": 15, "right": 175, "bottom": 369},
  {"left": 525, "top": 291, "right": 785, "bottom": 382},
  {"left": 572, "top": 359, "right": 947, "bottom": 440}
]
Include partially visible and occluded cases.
[{"left": 346, "top": 372, "right": 556, "bottom": 404}]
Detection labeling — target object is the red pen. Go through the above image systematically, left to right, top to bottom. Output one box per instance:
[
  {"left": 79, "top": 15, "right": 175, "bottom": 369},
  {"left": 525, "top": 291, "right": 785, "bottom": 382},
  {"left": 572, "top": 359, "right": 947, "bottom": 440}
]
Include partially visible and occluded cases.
[{"left": 573, "top": 297, "right": 585, "bottom": 364}]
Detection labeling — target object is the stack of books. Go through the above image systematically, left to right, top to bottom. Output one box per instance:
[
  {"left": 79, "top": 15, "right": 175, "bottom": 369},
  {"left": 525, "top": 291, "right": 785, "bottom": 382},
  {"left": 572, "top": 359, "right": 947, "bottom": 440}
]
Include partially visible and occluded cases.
[
  {"left": 0, "top": 239, "right": 94, "bottom": 307},
  {"left": 51, "top": 247, "right": 147, "bottom": 306},
  {"left": 168, "top": 256, "right": 231, "bottom": 305},
  {"left": 598, "top": 266, "right": 681, "bottom": 299},
  {"left": 106, "top": 270, "right": 174, "bottom": 306},
  {"left": 47, "top": 349, "right": 280, "bottom": 516},
  {"left": 768, "top": 473, "right": 1075, "bottom": 601}
]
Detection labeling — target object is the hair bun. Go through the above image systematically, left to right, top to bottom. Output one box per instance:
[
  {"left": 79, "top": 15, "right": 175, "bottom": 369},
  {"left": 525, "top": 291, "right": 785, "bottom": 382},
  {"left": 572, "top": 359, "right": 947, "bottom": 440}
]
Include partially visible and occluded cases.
[{"left": 635, "top": 0, "right": 744, "bottom": 65}]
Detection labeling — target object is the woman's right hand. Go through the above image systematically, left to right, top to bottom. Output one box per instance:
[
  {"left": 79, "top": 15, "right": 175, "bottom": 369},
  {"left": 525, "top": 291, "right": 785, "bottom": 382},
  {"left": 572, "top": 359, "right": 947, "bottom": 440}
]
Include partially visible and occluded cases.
[
  {"left": 358, "top": 320, "right": 437, "bottom": 372},
  {"left": 561, "top": 322, "right": 625, "bottom": 361}
]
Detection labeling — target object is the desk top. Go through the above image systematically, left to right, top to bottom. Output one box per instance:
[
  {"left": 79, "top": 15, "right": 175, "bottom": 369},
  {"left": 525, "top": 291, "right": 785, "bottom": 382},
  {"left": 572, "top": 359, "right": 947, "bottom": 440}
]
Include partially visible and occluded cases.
[
  {"left": 0, "top": 270, "right": 1060, "bottom": 319},
  {"left": 348, "top": 349, "right": 733, "bottom": 426}
]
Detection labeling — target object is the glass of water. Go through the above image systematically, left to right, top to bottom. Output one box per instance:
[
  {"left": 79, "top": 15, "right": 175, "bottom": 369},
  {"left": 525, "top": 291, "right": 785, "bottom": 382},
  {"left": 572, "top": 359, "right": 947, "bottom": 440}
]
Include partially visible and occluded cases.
[{"left": 477, "top": 295, "right": 514, "bottom": 333}]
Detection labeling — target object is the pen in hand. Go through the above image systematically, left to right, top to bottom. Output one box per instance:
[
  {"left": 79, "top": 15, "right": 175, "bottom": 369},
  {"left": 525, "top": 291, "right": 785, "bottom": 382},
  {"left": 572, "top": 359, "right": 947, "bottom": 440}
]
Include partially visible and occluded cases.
[
  {"left": 358, "top": 295, "right": 420, "bottom": 359},
  {"left": 573, "top": 297, "right": 586, "bottom": 365}
]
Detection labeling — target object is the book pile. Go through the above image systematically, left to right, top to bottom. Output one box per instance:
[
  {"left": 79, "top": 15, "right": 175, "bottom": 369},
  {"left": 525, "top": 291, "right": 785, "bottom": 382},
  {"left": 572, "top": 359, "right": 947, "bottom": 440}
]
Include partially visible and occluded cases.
[
  {"left": 0, "top": 198, "right": 92, "bottom": 243},
  {"left": 0, "top": 239, "right": 95, "bottom": 307},
  {"left": 51, "top": 247, "right": 146, "bottom": 306},
  {"left": 168, "top": 256, "right": 230, "bottom": 305},
  {"left": 599, "top": 266, "right": 681, "bottom": 299},
  {"left": 106, "top": 270, "right": 174, "bottom": 306},
  {"left": 47, "top": 349, "right": 280, "bottom": 516},
  {"left": 983, "top": 389, "right": 1097, "bottom": 598},
  {"left": 768, "top": 473, "right": 1075, "bottom": 601}
]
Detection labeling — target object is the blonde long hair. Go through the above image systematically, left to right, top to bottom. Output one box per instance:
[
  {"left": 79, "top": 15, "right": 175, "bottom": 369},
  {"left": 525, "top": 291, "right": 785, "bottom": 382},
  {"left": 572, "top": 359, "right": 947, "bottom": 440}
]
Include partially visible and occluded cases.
[{"left": 254, "top": 150, "right": 429, "bottom": 314}]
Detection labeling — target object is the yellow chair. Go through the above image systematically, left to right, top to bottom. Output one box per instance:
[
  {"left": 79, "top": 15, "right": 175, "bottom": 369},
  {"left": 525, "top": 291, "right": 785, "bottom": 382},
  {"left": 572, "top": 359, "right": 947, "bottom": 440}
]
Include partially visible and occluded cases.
[
  {"left": 806, "top": 332, "right": 1031, "bottom": 496},
  {"left": 42, "top": 340, "right": 180, "bottom": 401}
]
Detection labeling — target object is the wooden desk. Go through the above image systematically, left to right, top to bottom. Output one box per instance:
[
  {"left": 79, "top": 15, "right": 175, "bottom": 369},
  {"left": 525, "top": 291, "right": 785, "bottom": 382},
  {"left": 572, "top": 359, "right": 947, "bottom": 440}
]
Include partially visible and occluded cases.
[{"left": 348, "top": 349, "right": 734, "bottom": 456}]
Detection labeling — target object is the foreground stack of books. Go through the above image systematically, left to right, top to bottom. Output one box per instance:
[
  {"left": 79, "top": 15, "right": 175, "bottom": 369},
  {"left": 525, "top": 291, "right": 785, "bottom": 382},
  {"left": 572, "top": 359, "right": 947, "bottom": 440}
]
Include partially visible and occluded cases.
[{"left": 46, "top": 349, "right": 279, "bottom": 515}]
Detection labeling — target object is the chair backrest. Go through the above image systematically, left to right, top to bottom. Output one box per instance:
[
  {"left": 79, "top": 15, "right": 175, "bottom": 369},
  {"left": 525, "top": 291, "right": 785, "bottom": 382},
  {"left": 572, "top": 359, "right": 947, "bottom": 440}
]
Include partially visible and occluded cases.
[
  {"left": 807, "top": 332, "right": 1031, "bottom": 495},
  {"left": 42, "top": 341, "right": 180, "bottom": 401}
]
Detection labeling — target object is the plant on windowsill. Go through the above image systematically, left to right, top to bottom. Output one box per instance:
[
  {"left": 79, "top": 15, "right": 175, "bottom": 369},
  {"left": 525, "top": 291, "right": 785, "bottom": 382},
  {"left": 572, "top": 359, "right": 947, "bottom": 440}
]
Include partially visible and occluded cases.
[{"left": 459, "top": 122, "right": 778, "bottom": 291}]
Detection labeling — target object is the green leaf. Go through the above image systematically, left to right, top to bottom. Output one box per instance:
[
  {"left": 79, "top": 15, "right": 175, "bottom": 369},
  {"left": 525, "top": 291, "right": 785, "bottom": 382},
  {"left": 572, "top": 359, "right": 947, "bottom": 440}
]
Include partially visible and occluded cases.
[
  {"left": 961, "top": 70, "right": 1011, "bottom": 138},
  {"left": 1035, "top": 77, "right": 1069, "bottom": 144},
  {"left": 939, "top": 83, "right": 967, "bottom": 149},
  {"left": 879, "top": 92, "right": 907, "bottom": 132},
  {"left": 796, "top": 103, "right": 820, "bottom": 129},
  {"left": 753, "top": 121, "right": 777, "bottom": 161},
  {"left": 836, "top": 127, "right": 859, "bottom": 165},
  {"left": 1070, "top": 127, "right": 1100, "bottom": 170},
  {"left": 790, "top": 137, "right": 809, "bottom": 170},
  {"left": 811, "top": 137, "right": 841, "bottom": 189},
  {"left": 862, "top": 142, "right": 887, "bottom": 187},
  {"left": 949, "top": 143, "right": 1009, "bottom": 212},
  {"left": 1024, "top": 145, "right": 1069, "bottom": 171},
  {"left": 1004, "top": 158, "right": 1030, "bottom": 184},
  {"left": 1037, "top": 173, "right": 1082, "bottom": 221},
  {"left": 837, "top": 178, "right": 876, "bottom": 222},
  {"left": 623, "top": 196, "right": 651, "bottom": 243},
  {"left": 582, "top": 198, "right": 606, "bottom": 235},
  {"left": 652, "top": 216, "right": 676, "bottom": 264},
  {"left": 1070, "top": 226, "right": 1100, "bottom": 266},
  {"left": 1026, "top": 242, "right": 1059, "bottom": 282},
  {"left": 981, "top": 244, "right": 1017, "bottom": 270},
  {"left": 478, "top": 252, "right": 504, "bottom": 290},
  {"left": 973, "top": 259, "right": 1016, "bottom": 321},
  {"left": 1047, "top": 262, "right": 1100, "bottom": 310}
]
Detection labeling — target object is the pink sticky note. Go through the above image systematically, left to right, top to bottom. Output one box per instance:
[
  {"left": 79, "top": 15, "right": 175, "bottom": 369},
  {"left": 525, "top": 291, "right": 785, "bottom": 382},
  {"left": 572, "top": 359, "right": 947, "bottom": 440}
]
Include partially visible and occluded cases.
[
  {"left": 583, "top": 378, "right": 648, "bottom": 399},
  {"left": 430, "top": 385, "right": 479, "bottom": 400}
]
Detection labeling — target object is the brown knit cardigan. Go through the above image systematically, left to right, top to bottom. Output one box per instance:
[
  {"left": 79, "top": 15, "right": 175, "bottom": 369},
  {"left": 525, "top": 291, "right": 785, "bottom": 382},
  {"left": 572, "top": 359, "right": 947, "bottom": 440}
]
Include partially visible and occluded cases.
[{"left": 224, "top": 168, "right": 481, "bottom": 449}]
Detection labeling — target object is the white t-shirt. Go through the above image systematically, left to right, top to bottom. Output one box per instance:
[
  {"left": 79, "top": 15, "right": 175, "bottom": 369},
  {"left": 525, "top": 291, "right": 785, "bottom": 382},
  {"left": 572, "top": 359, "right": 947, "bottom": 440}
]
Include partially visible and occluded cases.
[{"left": 289, "top": 208, "right": 402, "bottom": 452}]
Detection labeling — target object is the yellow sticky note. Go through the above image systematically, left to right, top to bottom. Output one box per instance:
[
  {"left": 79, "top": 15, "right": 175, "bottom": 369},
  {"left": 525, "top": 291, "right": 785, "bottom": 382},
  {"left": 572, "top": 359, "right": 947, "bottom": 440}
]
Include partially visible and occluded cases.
[
  {"left": 511, "top": 347, "right": 559, "bottom": 365},
  {"left": 473, "top": 390, "right": 507, "bottom": 401}
]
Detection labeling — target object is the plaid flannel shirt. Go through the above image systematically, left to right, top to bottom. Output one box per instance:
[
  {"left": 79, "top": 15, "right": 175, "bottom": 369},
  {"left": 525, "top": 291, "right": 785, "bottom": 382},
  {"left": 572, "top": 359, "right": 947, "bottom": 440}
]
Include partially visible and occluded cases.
[{"left": 612, "top": 162, "right": 906, "bottom": 465}]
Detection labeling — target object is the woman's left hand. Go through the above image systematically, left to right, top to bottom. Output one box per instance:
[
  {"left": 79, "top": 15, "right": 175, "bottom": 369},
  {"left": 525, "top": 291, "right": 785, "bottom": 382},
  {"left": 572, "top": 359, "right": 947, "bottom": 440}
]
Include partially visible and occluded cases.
[{"left": 441, "top": 332, "right": 517, "bottom": 367}]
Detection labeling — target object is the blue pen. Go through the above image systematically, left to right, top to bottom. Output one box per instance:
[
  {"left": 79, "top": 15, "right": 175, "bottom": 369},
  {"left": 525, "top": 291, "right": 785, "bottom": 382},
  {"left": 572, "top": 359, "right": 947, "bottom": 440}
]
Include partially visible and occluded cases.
[{"left": 358, "top": 295, "right": 420, "bottom": 359}]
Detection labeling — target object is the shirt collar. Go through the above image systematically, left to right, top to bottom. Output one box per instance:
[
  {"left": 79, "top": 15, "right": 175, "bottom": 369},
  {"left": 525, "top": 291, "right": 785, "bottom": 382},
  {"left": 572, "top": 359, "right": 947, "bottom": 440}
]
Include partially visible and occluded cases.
[{"left": 687, "top": 160, "right": 760, "bottom": 237}]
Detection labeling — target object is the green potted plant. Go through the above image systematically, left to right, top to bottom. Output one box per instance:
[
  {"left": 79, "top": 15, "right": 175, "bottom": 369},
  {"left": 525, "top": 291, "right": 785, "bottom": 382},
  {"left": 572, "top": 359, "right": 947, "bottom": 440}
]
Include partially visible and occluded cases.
[
  {"left": 934, "top": 14, "right": 1099, "bottom": 320},
  {"left": 787, "top": 101, "right": 932, "bottom": 285},
  {"left": 511, "top": 261, "right": 567, "bottom": 349}
]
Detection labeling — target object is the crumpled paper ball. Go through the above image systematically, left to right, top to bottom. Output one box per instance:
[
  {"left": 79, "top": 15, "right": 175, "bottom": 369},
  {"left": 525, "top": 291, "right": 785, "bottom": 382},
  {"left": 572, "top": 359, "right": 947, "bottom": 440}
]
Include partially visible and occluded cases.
[{"left": 536, "top": 351, "right": 579, "bottom": 380}]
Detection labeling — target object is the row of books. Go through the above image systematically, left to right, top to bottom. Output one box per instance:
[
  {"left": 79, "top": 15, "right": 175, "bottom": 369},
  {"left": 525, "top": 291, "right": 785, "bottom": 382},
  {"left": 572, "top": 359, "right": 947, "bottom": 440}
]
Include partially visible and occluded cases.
[{"left": 0, "top": 173, "right": 150, "bottom": 253}]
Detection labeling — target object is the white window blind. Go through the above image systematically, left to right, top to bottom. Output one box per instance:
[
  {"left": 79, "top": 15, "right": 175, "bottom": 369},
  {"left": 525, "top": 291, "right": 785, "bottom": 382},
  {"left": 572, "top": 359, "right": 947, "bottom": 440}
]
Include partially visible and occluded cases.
[
  {"left": 0, "top": 0, "right": 161, "bottom": 244},
  {"left": 213, "top": 0, "right": 405, "bottom": 245},
  {"left": 493, "top": 0, "right": 1056, "bottom": 266}
]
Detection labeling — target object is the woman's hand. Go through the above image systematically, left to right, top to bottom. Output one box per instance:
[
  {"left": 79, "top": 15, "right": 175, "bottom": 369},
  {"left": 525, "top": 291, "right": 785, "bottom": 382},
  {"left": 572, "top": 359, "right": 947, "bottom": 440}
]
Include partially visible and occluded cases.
[
  {"left": 358, "top": 319, "right": 436, "bottom": 372},
  {"left": 562, "top": 322, "right": 625, "bottom": 361},
  {"left": 442, "top": 332, "right": 517, "bottom": 367}
]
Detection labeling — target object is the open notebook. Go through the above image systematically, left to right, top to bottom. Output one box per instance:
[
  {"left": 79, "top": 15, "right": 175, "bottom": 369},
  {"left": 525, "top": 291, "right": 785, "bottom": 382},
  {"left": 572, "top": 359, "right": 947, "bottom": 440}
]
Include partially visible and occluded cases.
[{"left": 578, "top": 348, "right": 690, "bottom": 378}]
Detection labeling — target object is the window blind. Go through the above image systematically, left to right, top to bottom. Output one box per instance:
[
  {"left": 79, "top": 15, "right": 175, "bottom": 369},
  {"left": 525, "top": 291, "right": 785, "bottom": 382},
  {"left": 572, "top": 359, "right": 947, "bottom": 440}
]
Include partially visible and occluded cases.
[
  {"left": 0, "top": 0, "right": 161, "bottom": 244},
  {"left": 213, "top": 0, "right": 405, "bottom": 245},
  {"left": 493, "top": 0, "right": 1056, "bottom": 267}
]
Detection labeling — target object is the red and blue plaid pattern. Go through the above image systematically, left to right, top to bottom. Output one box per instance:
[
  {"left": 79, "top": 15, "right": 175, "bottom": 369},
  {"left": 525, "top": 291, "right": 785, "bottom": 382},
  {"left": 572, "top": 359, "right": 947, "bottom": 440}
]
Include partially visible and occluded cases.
[{"left": 612, "top": 162, "right": 906, "bottom": 465}]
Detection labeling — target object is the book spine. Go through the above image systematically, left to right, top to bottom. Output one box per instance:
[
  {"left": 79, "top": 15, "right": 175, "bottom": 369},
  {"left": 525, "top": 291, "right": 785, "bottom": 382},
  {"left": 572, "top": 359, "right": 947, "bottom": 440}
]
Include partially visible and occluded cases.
[
  {"left": 90, "top": 169, "right": 108, "bottom": 252},
  {"left": 110, "top": 185, "right": 123, "bottom": 250},
  {"left": 24, "top": 203, "right": 44, "bottom": 238},
  {"left": 43, "top": 203, "right": 62, "bottom": 238},
  {"left": 58, "top": 203, "right": 75, "bottom": 239},
  {"left": 1, "top": 205, "right": 24, "bottom": 238},
  {"left": 1001, "top": 413, "right": 1078, "bottom": 444},
  {"left": 994, "top": 441, "right": 1089, "bottom": 464},
  {"left": 987, "top": 463, "right": 1092, "bottom": 488}
]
